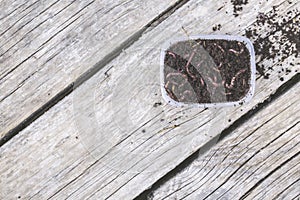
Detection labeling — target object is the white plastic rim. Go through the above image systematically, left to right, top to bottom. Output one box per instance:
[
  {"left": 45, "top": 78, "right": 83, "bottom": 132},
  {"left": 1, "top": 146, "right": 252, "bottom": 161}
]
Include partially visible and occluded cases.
[{"left": 160, "top": 34, "right": 256, "bottom": 108}]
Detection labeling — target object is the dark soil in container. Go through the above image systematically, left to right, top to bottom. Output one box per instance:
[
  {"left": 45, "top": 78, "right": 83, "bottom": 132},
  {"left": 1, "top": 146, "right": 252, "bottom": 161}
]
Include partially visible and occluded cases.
[{"left": 163, "top": 39, "right": 251, "bottom": 104}]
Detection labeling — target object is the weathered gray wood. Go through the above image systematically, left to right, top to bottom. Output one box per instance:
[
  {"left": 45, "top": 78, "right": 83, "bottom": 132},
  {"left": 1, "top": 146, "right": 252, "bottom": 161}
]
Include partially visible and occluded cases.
[
  {"left": 0, "top": 0, "right": 299, "bottom": 199},
  {"left": 0, "top": 0, "right": 179, "bottom": 140},
  {"left": 151, "top": 80, "right": 300, "bottom": 200}
]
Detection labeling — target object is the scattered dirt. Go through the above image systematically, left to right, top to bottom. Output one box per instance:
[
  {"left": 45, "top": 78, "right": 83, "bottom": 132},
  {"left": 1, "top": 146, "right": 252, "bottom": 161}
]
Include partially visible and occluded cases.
[
  {"left": 231, "top": 0, "right": 249, "bottom": 17},
  {"left": 244, "top": 6, "right": 299, "bottom": 80},
  {"left": 212, "top": 24, "right": 222, "bottom": 31},
  {"left": 153, "top": 102, "right": 162, "bottom": 107}
]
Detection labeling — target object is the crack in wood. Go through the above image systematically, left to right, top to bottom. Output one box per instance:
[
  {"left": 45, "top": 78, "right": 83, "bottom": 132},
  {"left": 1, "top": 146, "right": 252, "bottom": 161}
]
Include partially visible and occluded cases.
[
  {"left": 0, "top": 0, "right": 191, "bottom": 147},
  {"left": 0, "top": 0, "right": 40, "bottom": 37},
  {"left": 0, "top": 1, "right": 27, "bottom": 21},
  {"left": 134, "top": 73, "right": 300, "bottom": 200},
  {"left": 216, "top": 121, "right": 299, "bottom": 199},
  {"left": 240, "top": 150, "right": 300, "bottom": 199}
]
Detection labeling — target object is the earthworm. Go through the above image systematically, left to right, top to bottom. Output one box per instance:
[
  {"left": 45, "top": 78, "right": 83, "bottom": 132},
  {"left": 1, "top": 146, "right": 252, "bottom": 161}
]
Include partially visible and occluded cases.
[
  {"left": 192, "top": 40, "right": 202, "bottom": 48},
  {"left": 238, "top": 42, "right": 244, "bottom": 49},
  {"left": 214, "top": 43, "right": 225, "bottom": 53},
  {"left": 229, "top": 46, "right": 244, "bottom": 55},
  {"left": 167, "top": 51, "right": 176, "bottom": 58},
  {"left": 185, "top": 51, "right": 196, "bottom": 79},
  {"left": 185, "top": 51, "right": 195, "bottom": 68},
  {"left": 196, "top": 60, "right": 204, "bottom": 68},
  {"left": 211, "top": 62, "right": 223, "bottom": 71},
  {"left": 217, "top": 62, "right": 223, "bottom": 69},
  {"left": 186, "top": 65, "right": 196, "bottom": 79},
  {"left": 226, "top": 68, "right": 247, "bottom": 89},
  {"left": 235, "top": 68, "right": 248, "bottom": 77},
  {"left": 166, "top": 72, "right": 187, "bottom": 80},
  {"left": 166, "top": 72, "right": 189, "bottom": 92},
  {"left": 213, "top": 74, "right": 218, "bottom": 82},
  {"left": 200, "top": 76, "right": 205, "bottom": 86},
  {"left": 206, "top": 76, "right": 220, "bottom": 87},
  {"left": 226, "top": 77, "right": 236, "bottom": 89},
  {"left": 167, "top": 79, "right": 179, "bottom": 86},
  {"left": 242, "top": 79, "right": 246, "bottom": 86},
  {"left": 165, "top": 80, "right": 170, "bottom": 89},
  {"left": 178, "top": 82, "right": 187, "bottom": 90},
  {"left": 172, "top": 85, "right": 176, "bottom": 94},
  {"left": 165, "top": 86, "right": 178, "bottom": 101},
  {"left": 182, "top": 90, "right": 194, "bottom": 99},
  {"left": 183, "top": 90, "right": 193, "bottom": 95},
  {"left": 221, "top": 91, "right": 232, "bottom": 96}
]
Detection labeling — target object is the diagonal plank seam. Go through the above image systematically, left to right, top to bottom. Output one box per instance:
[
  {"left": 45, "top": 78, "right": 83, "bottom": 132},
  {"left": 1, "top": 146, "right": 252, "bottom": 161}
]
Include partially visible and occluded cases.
[
  {"left": 0, "top": 0, "right": 192, "bottom": 147},
  {"left": 58, "top": 3, "right": 300, "bottom": 197},
  {"left": 134, "top": 73, "right": 300, "bottom": 200}
]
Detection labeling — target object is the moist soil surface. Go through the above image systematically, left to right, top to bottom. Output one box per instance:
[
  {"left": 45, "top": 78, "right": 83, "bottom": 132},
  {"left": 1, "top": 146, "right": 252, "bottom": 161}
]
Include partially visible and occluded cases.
[{"left": 163, "top": 39, "right": 251, "bottom": 104}]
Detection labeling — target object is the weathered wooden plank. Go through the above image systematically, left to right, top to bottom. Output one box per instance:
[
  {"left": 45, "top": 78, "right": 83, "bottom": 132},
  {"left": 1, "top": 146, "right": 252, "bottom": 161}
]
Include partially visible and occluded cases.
[
  {"left": 0, "top": 0, "right": 299, "bottom": 199},
  {"left": 0, "top": 0, "right": 180, "bottom": 141},
  {"left": 149, "top": 80, "right": 300, "bottom": 200}
]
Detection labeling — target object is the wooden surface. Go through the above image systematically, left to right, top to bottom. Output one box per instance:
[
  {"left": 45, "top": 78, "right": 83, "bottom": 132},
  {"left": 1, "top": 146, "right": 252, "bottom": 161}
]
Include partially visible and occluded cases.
[
  {"left": 0, "top": 0, "right": 299, "bottom": 199},
  {"left": 0, "top": 0, "right": 179, "bottom": 141},
  {"left": 149, "top": 81, "right": 300, "bottom": 199}
]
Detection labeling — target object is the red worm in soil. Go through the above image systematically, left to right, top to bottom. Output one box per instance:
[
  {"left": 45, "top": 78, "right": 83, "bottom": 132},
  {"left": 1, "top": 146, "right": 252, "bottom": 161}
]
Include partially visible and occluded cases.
[
  {"left": 214, "top": 43, "right": 225, "bottom": 53},
  {"left": 229, "top": 47, "right": 244, "bottom": 55},
  {"left": 167, "top": 51, "right": 176, "bottom": 58},
  {"left": 185, "top": 51, "right": 196, "bottom": 79},
  {"left": 185, "top": 51, "right": 195, "bottom": 68},
  {"left": 196, "top": 60, "right": 204, "bottom": 68},
  {"left": 210, "top": 62, "right": 223, "bottom": 72},
  {"left": 217, "top": 62, "right": 223, "bottom": 69},
  {"left": 186, "top": 65, "right": 196, "bottom": 79},
  {"left": 226, "top": 68, "right": 247, "bottom": 89},
  {"left": 167, "top": 72, "right": 188, "bottom": 80},
  {"left": 166, "top": 73, "right": 188, "bottom": 90},
  {"left": 213, "top": 74, "right": 220, "bottom": 82},
  {"left": 206, "top": 76, "right": 220, "bottom": 87},
  {"left": 200, "top": 77, "right": 205, "bottom": 86},
  {"left": 178, "top": 78, "right": 191, "bottom": 92},
  {"left": 242, "top": 79, "right": 246, "bottom": 86},
  {"left": 165, "top": 81, "right": 170, "bottom": 89},
  {"left": 178, "top": 82, "right": 186, "bottom": 90},
  {"left": 164, "top": 86, "right": 178, "bottom": 100},
  {"left": 180, "top": 90, "right": 194, "bottom": 101},
  {"left": 183, "top": 90, "right": 193, "bottom": 96},
  {"left": 221, "top": 91, "right": 232, "bottom": 96}
]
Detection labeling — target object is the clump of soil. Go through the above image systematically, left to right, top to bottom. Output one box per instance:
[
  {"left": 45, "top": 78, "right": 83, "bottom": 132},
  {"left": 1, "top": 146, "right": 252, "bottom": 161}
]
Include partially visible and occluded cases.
[
  {"left": 231, "top": 0, "right": 249, "bottom": 17},
  {"left": 212, "top": 24, "right": 222, "bottom": 31},
  {"left": 163, "top": 39, "right": 251, "bottom": 104}
]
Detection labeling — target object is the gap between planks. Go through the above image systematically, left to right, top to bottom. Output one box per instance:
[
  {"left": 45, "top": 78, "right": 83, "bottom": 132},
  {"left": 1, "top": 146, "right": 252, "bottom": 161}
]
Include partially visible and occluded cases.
[
  {"left": 0, "top": 0, "right": 190, "bottom": 145},
  {"left": 0, "top": 0, "right": 299, "bottom": 199},
  {"left": 146, "top": 79, "right": 300, "bottom": 200}
]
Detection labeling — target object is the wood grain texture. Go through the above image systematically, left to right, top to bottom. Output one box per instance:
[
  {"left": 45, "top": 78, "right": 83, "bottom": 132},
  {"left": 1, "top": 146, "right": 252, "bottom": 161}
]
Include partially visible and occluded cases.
[
  {"left": 0, "top": 0, "right": 299, "bottom": 199},
  {"left": 0, "top": 0, "right": 179, "bottom": 140},
  {"left": 150, "top": 80, "right": 300, "bottom": 200}
]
